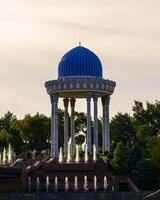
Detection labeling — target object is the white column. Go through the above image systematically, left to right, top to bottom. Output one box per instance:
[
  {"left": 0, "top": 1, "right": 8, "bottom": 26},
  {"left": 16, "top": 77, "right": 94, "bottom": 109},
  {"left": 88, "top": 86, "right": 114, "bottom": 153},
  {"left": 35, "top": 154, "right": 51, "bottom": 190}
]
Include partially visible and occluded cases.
[
  {"left": 86, "top": 92, "right": 92, "bottom": 153},
  {"left": 93, "top": 93, "right": 99, "bottom": 152},
  {"left": 50, "top": 94, "right": 59, "bottom": 158},
  {"left": 102, "top": 96, "right": 110, "bottom": 152},
  {"left": 106, "top": 96, "right": 110, "bottom": 152},
  {"left": 63, "top": 98, "right": 69, "bottom": 157},
  {"left": 70, "top": 98, "right": 76, "bottom": 156},
  {"left": 102, "top": 98, "right": 105, "bottom": 153}
]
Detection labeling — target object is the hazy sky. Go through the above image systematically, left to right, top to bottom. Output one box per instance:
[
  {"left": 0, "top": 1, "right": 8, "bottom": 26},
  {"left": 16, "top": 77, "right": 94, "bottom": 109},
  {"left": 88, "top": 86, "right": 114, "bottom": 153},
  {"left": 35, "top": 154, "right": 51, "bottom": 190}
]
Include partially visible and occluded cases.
[{"left": 0, "top": 0, "right": 160, "bottom": 119}]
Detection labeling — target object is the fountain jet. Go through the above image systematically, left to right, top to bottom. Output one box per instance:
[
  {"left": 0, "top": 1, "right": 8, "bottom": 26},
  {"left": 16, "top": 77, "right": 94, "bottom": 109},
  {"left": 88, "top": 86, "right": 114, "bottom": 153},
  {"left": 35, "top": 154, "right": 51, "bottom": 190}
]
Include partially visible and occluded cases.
[
  {"left": 67, "top": 138, "right": 71, "bottom": 163},
  {"left": 8, "top": 143, "right": 12, "bottom": 164},
  {"left": 93, "top": 144, "right": 97, "bottom": 162},
  {"left": 75, "top": 145, "right": 80, "bottom": 163},
  {"left": 84, "top": 145, "right": 88, "bottom": 163},
  {"left": 59, "top": 147, "right": 63, "bottom": 163},
  {"left": 2, "top": 148, "right": 6, "bottom": 165},
  {"left": 94, "top": 175, "right": 97, "bottom": 191},
  {"left": 46, "top": 176, "right": 49, "bottom": 192},
  {"left": 74, "top": 176, "right": 78, "bottom": 191},
  {"left": 84, "top": 176, "right": 88, "bottom": 191},
  {"left": 104, "top": 176, "right": 108, "bottom": 190},
  {"left": 54, "top": 177, "right": 58, "bottom": 191},
  {"left": 65, "top": 177, "right": 69, "bottom": 191}
]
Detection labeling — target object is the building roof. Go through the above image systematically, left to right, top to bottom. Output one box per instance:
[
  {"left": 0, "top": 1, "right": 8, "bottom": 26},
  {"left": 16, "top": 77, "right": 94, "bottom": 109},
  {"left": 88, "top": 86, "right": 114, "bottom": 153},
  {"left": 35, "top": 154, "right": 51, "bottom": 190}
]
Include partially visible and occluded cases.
[{"left": 58, "top": 46, "right": 103, "bottom": 78}]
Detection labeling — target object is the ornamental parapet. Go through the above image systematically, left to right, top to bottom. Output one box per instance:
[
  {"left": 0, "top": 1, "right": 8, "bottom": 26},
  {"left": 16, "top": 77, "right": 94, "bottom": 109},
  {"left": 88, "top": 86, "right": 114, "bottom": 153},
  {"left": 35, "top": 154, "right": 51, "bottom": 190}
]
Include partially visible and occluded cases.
[{"left": 45, "top": 77, "right": 116, "bottom": 97}]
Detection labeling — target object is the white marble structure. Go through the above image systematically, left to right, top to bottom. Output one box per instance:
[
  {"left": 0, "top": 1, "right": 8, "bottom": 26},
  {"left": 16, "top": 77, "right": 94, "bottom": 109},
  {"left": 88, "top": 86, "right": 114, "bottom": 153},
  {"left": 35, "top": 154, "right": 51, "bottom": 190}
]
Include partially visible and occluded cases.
[{"left": 45, "top": 45, "right": 116, "bottom": 158}]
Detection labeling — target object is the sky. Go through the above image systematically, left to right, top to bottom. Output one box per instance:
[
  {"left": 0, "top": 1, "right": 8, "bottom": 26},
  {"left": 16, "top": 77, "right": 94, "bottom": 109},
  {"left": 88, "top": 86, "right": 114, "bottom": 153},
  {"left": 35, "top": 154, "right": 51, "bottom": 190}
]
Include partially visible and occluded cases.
[{"left": 0, "top": 0, "right": 160, "bottom": 119}]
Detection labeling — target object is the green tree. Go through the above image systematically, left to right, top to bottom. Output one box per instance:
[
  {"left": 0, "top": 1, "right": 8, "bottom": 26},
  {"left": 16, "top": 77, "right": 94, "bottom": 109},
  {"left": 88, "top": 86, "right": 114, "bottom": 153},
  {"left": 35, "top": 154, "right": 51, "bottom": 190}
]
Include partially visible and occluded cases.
[
  {"left": 133, "top": 101, "right": 160, "bottom": 136},
  {"left": 0, "top": 111, "right": 16, "bottom": 132},
  {"left": 0, "top": 111, "right": 21, "bottom": 152},
  {"left": 75, "top": 112, "right": 87, "bottom": 133},
  {"left": 13, "top": 113, "right": 50, "bottom": 151},
  {"left": 110, "top": 113, "right": 135, "bottom": 147},
  {"left": 136, "top": 124, "right": 151, "bottom": 148},
  {"left": 0, "top": 129, "right": 11, "bottom": 150},
  {"left": 149, "top": 135, "right": 160, "bottom": 175},
  {"left": 110, "top": 141, "right": 128, "bottom": 175},
  {"left": 128, "top": 143, "right": 143, "bottom": 176},
  {"left": 132, "top": 159, "right": 155, "bottom": 184}
]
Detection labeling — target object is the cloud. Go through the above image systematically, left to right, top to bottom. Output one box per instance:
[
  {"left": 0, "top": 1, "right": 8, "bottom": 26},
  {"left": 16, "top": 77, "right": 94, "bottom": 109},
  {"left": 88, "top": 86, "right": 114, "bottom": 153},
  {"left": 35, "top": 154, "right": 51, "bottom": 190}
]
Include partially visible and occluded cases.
[{"left": 0, "top": 0, "right": 160, "bottom": 118}]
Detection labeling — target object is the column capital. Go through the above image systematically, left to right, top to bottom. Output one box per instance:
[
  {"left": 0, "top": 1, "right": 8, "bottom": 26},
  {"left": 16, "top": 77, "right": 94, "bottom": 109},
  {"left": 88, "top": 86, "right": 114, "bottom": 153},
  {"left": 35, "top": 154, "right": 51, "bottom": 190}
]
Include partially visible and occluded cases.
[
  {"left": 86, "top": 92, "right": 92, "bottom": 101},
  {"left": 93, "top": 93, "right": 99, "bottom": 102},
  {"left": 50, "top": 94, "right": 58, "bottom": 104},
  {"left": 102, "top": 96, "right": 110, "bottom": 106},
  {"left": 63, "top": 98, "right": 69, "bottom": 108},
  {"left": 70, "top": 98, "right": 76, "bottom": 108}
]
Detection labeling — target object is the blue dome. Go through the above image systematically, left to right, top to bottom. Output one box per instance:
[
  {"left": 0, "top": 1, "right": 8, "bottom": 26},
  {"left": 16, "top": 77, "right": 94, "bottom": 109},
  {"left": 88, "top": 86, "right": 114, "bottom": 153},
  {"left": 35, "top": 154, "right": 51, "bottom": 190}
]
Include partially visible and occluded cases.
[{"left": 58, "top": 46, "right": 103, "bottom": 78}]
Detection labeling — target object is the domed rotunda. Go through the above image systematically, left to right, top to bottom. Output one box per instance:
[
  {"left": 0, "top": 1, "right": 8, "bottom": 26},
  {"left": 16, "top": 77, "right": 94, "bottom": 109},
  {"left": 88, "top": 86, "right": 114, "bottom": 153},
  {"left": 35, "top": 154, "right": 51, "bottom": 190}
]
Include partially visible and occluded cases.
[
  {"left": 45, "top": 45, "right": 116, "bottom": 158},
  {"left": 58, "top": 46, "right": 102, "bottom": 78}
]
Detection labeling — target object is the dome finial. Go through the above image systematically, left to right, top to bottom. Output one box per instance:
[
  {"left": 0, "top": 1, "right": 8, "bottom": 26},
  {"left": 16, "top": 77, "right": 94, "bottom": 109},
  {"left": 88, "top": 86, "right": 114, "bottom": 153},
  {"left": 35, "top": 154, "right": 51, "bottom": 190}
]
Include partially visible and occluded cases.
[{"left": 79, "top": 41, "right": 81, "bottom": 46}]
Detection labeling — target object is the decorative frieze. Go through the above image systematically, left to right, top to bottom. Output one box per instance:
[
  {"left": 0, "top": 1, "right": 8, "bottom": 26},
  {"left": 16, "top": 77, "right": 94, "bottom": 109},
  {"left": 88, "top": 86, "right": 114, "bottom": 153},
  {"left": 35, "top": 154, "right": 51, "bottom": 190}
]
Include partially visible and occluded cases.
[{"left": 45, "top": 78, "right": 116, "bottom": 95}]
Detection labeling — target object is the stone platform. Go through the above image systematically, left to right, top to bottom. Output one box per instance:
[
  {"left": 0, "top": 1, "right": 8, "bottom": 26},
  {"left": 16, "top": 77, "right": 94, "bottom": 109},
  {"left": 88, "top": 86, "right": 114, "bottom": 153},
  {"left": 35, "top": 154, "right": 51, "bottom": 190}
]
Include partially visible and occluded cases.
[
  {"left": 0, "top": 157, "right": 139, "bottom": 193},
  {"left": 21, "top": 157, "right": 138, "bottom": 192},
  {"left": 22, "top": 157, "right": 113, "bottom": 191}
]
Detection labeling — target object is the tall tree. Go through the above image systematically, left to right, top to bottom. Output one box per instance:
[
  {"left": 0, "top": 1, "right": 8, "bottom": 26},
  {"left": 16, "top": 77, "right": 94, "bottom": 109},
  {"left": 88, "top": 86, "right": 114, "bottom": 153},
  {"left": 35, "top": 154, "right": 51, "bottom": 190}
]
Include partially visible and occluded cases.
[
  {"left": 133, "top": 100, "right": 160, "bottom": 136},
  {"left": 0, "top": 111, "right": 16, "bottom": 131},
  {"left": 0, "top": 111, "right": 21, "bottom": 152},
  {"left": 13, "top": 113, "right": 50, "bottom": 151},
  {"left": 110, "top": 113, "right": 136, "bottom": 147},
  {"left": 135, "top": 124, "right": 151, "bottom": 148},
  {"left": 0, "top": 129, "right": 11, "bottom": 150},
  {"left": 149, "top": 135, "right": 160, "bottom": 175},
  {"left": 110, "top": 141, "right": 128, "bottom": 175},
  {"left": 128, "top": 143, "right": 143, "bottom": 176},
  {"left": 132, "top": 159, "right": 155, "bottom": 186}
]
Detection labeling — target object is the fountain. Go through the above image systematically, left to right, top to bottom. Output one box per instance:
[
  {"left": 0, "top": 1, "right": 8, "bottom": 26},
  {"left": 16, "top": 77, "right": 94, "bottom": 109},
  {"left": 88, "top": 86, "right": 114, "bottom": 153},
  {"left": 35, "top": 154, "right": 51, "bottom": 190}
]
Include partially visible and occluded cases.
[
  {"left": 82, "top": 137, "right": 86, "bottom": 151},
  {"left": 67, "top": 139, "right": 71, "bottom": 163},
  {"left": 8, "top": 143, "right": 12, "bottom": 164},
  {"left": 84, "top": 144, "right": 88, "bottom": 163},
  {"left": 93, "top": 144, "right": 97, "bottom": 162},
  {"left": 75, "top": 145, "right": 80, "bottom": 163},
  {"left": 59, "top": 147, "right": 63, "bottom": 163},
  {"left": 2, "top": 148, "right": 6, "bottom": 165},
  {"left": 94, "top": 175, "right": 97, "bottom": 191},
  {"left": 46, "top": 176, "right": 49, "bottom": 192},
  {"left": 74, "top": 176, "right": 78, "bottom": 191},
  {"left": 84, "top": 176, "right": 88, "bottom": 191},
  {"left": 104, "top": 176, "right": 108, "bottom": 190},
  {"left": 28, "top": 177, "right": 31, "bottom": 192},
  {"left": 36, "top": 177, "right": 40, "bottom": 192},
  {"left": 54, "top": 177, "right": 58, "bottom": 191},
  {"left": 65, "top": 177, "right": 69, "bottom": 191},
  {"left": 112, "top": 185, "right": 115, "bottom": 192}
]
